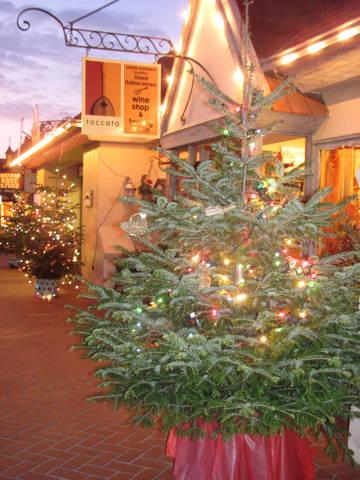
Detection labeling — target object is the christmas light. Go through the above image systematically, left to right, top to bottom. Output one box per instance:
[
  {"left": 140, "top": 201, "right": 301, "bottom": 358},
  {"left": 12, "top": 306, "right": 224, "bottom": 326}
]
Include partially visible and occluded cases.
[
  {"left": 181, "top": 7, "right": 191, "bottom": 23},
  {"left": 214, "top": 11, "right": 224, "bottom": 29},
  {"left": 338, "top": 27, "right": 359, "bottom": 41},
  {"left": 307, "top": 41, "right": 326, "bottom": 53},
  {"left": 280, "top": 53, "right": 299, "bottom": 65},
  {"left": 234, "top": 67, "right": 244, "bottom": 84},
  {"left": 192, "top": 253, "right": 201, "bottom": 263},
  {"left": 223, "top": 258, "right": 231, "bottom": 266},
  {"left": 235, "top": 263, "right": 244, "bottom": 284},
  {"left": 297, "top": 280, "right": 307, "bottom": 289},
  {"left": 235, "top": 293, "right": 247, "bottom": 303},
  {"left": 211, "top": 308, "right": 218, "bottom": 318},
  {"left": 299, "top": 310, "right": 307, "bottom": 319},
  {"left": 259, "top": 335, "right": 268, "bottom": 344}
]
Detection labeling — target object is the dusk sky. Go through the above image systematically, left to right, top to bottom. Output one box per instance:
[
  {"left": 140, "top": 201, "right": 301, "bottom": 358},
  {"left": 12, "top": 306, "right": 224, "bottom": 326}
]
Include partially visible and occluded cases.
[{"left": 0, "top": 0, "right": 185, "bottom": 156}]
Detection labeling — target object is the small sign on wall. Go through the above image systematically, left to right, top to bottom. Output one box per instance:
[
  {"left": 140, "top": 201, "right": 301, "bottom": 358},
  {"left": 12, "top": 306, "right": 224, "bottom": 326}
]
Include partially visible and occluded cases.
[
  {"left": 82, "top": 58, "right": 161, "bottom": 142},
  {"left": 0, "top": 173, "right": 22, "bottom": 191}
]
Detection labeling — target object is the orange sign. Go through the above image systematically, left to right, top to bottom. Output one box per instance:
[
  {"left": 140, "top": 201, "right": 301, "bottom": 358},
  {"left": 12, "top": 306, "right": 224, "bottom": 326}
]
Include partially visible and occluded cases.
[
  {"left": 124, "top": 64, "right": 160, "bottom": 136},
  {"left": 0, "top": 173, "right": 21, "bottom": 190}
]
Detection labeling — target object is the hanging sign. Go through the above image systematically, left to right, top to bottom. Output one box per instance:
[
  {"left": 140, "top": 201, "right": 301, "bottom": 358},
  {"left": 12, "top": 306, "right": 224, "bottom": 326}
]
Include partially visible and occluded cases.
[
  {"left": 82, "top": 58, "right": 160, "bottom": 141},
  {"left": 82, "top": 58, "right": 122, "bottom": 139},
  {"left": 123, "top": 63, "right": 160, "bottom": 136},
  {"left": 0, "top": 173, "right": 21, "bottom": 191}
]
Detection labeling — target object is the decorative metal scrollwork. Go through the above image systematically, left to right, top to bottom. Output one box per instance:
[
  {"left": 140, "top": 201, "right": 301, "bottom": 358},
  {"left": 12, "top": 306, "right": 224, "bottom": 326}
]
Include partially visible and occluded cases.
[{"left": 17, "top": 8, "right": 174, "bottom": 56}]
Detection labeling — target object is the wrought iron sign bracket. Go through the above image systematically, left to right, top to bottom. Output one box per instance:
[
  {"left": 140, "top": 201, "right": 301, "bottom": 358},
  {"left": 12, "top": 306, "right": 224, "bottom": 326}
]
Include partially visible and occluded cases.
[{"left": 16, "top": 7, "right": 175, "bottom": 57}]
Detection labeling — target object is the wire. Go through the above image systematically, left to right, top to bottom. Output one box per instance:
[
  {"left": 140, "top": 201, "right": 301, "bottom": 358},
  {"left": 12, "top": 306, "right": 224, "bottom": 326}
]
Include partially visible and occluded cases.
[
  {"left": 69, "top": 0, "right": 119, "bottom": 27},
  {"left": 180, "top": 60, "right": 195, "bottom": 125},
  {"left": 91, "top": 149, "right": 129, "bottom": 271}
]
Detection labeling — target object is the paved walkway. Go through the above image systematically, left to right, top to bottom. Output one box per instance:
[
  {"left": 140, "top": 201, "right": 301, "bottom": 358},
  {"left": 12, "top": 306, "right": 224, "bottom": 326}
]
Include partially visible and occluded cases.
[{"left": 0, "top": 265, "right": 359, "bottom": 480}]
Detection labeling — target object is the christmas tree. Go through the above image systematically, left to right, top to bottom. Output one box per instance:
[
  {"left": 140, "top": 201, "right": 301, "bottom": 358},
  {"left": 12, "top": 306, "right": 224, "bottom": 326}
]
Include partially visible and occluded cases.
[
  {"left": 70, "top": 65, "right": 360, "bottom": 461},
  {"left": 0, "top": 179, "right": 81, "bottom": 293}
]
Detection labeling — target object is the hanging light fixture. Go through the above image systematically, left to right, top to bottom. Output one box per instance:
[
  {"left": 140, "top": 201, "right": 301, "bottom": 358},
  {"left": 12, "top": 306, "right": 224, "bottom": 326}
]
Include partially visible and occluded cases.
[{"left": 124, "top": 177, "right": 136, "bottom": 196}]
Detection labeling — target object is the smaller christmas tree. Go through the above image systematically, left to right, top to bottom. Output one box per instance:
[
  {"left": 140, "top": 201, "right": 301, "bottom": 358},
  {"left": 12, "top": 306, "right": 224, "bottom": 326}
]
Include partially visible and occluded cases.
[{"left": 0, "top": 178, "right": 81, "bottom": 298}]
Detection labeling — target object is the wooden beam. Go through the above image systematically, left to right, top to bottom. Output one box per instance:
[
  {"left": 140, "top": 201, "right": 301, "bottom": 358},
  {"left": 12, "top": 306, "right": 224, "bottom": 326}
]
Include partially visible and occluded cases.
[
  {"left": 161, "top": 109, "right": 327, "bottom": 150},
  {"left": 188, "top": 145, "right": 197, "bottom": 165}
]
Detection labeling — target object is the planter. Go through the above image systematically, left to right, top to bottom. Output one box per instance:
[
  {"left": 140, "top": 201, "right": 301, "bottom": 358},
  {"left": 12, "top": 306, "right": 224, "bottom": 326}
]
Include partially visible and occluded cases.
[
  {"left": 7, "top": 254, "right": 19, "bottom": 268},
  {"left": 35, "top": 278, "right": 59, "bottom": 300},
  {"left": 349, "top": 407, "right": 360, "bottom": 464},
  {"left": 166, "top": 422, "right": 315, "bottom": 480}
]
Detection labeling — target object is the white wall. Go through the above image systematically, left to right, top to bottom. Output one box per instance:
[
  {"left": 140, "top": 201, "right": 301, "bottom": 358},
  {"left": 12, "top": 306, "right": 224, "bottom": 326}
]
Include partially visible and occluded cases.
[
  {"left": 165, "top": 0, "right": 268, "bottom": 135},
  {"left": 313, "top": 79, "right": 360, "bottom": 142},
  {"left": 82, "top": 142, "right": 162, "bottom": 284}
]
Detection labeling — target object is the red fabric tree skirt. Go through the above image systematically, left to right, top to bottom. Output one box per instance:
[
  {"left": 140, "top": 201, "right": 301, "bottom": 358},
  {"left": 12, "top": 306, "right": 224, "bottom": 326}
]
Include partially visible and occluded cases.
[{"left": 166, "top": 422, "right": 316, "bottom": 480}]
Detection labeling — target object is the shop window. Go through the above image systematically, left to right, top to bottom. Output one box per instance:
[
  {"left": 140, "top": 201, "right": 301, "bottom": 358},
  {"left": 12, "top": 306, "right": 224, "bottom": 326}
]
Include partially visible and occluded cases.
[
  {"left": 264, "top": 137, "right": 306, "bottom": 195},
  {"left": 320, "top": 147, "right": 360, "bottom": 253}
]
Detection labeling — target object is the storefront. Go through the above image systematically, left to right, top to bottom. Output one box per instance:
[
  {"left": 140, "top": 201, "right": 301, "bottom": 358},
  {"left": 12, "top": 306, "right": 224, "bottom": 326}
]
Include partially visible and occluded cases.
[
  {"left": 8, "top": 0, "right": 360, "bottom": 283},
  {"left": 160, "top": 0, "right": 359, "bottom": 227},
  {"left": 8, "top": 120, "right": 164, "bottom": 285}
]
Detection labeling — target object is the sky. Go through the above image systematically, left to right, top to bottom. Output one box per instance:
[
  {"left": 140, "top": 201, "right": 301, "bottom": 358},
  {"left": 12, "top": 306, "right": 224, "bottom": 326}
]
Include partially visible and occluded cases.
[{"left": 0, "top": 0, "right": 185, "bottom": 156}]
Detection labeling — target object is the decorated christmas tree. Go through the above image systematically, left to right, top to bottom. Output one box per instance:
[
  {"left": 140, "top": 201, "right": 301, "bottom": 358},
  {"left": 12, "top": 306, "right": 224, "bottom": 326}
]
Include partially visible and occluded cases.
[
  {"left": 69, "top": 49, "right": 360, "bottom": 473},
  {"left": 0, "top": 179, "right": 81, "bottom": 298}
]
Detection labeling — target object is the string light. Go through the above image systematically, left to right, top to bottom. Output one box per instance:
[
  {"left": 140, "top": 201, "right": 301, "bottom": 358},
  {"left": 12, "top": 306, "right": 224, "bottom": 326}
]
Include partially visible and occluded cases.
[
  {"left": 181, "top": 7, "right": 191, "bottom": 23},
  {"left": 214, "top": 11, "right": 224, "bottom": 29},
  {"left": 338, "top": 27, "right": 359, "bottom": 41},
  {"left": 307, "top": 41, "right": 326, "bottom": 53},
  {"left": 280, "top": 53, "right": 299, "bottom": 65},
  {"left": 234, "top": 67, "right": 244, "bottom": 84},
  {"left": 192, "top": 253, "right": 201, "bottom": 263},
  {"left": 297, "top": 280, "right": 307, "bottom": 289},
  {"left": 235, "top": 293, "right": 248, "bottom": 303},
  {"left": 259, "top": 335, "right": 268, "bottom": 344}
]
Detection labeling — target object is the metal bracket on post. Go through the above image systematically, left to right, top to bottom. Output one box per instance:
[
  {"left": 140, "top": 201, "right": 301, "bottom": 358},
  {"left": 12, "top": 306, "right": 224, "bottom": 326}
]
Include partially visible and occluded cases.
[{"left": 16, "top": 7, "right": 175, "bottom": 56}]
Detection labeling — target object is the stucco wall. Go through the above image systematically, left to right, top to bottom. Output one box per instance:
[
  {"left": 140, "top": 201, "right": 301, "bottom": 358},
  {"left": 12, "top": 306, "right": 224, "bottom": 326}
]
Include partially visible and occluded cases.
[
  {"left": 166, "top": 0, "right": 268, "bottom": 135},
  {"left": 313, "top": 79, "right": 360, "bottom": 143},
  {"left": 81, "top": 142, "right": 162, "bottom": 284}
]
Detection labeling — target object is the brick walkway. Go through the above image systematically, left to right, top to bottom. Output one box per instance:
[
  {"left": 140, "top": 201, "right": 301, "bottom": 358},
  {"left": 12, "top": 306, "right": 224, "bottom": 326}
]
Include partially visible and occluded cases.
[{"left": 0, "top": 265, "right": 359, "bottom": 480}]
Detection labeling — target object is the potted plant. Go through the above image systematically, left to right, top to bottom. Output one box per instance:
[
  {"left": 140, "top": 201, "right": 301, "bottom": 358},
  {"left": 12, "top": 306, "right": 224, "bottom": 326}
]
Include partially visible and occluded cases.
[
  {"left": 69, "top": 22, "right": 360, "bottom": 480},
  {"left": 0, "top": 183, "right": 81, "bottom": 299}
]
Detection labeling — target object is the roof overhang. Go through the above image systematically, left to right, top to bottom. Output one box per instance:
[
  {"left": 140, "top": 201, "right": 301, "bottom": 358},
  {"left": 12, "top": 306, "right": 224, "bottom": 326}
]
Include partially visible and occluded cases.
[
  {"left": 261, "top": 16, "right": 360, "bottom": 92},
  {"left": 161, "top": 73, "right": 328, "bottom": 149},
  {"left": 161, "top": 107, "right": 326, "bottom": 149},
  {"left": 9, "top": 120, "right": 85, "bottom": 169}
]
